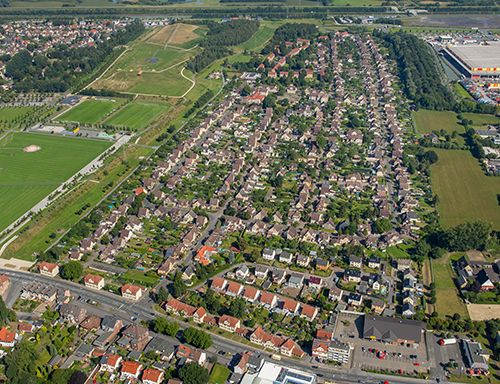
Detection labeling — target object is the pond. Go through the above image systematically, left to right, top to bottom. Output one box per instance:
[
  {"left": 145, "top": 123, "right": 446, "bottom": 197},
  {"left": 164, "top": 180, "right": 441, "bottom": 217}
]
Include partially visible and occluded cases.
[{"left": 150, "top": 58, "right": 158, "bottom": 64}]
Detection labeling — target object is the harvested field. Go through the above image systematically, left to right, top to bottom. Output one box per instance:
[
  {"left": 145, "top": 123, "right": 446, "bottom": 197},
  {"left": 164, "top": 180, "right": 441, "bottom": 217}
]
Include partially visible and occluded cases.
[
  {"left": 170, "top": 24, "right": 200, "bottom": 45},
  {"left": 148, "top": 25, "right": 176, "bottom": 44},
  {"left": 467, "top": 304, "right": 500, "bottom": 321}
]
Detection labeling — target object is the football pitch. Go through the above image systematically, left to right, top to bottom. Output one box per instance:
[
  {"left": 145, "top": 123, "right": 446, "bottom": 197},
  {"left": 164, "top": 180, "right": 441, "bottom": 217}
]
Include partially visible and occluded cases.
[
  {"left": 57, "top": 98, "right": 126, "bottom": 125},
  {"left": 104, "top": 101, "right": 170, "bottom": 130},
  {"left": 0, "top": 132, "right": 112, "bottom": 232}
]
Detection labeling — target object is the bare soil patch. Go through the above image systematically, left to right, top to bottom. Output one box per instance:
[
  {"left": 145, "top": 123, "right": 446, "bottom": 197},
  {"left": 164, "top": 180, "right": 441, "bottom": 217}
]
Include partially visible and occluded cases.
[
  {"left": 466, "top": 250, "right": 486, "bottom": 262},
  {"left": 467, "top": 304, "right": 500, "bottom": 321}
]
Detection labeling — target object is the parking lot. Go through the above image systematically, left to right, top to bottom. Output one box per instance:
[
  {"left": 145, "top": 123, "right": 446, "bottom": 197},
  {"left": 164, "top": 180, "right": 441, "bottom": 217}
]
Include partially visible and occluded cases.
[{"left": 334, "top": 313, "right": 430, "bottom": 375}]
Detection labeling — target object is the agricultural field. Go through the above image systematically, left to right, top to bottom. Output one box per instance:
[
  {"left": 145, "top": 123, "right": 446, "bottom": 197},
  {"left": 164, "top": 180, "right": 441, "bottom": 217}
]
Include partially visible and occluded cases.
[
  {"left": 169, "top": 23, "right": 202, "bottom": 45},
  {"left": 148, "top": 24, "right": 176, "bottom": 44},
  {"left": 57, "top": 98, "right": 126, "bottom": 125},
  {"left": 104, "top": 100, "right": 170, "bottom": 130},
  {"left": 462, "top": 113, "right": 500, "bottom": 127},
  {"left": 0, "top": 132, "right": 111, "bottom": 232},
  {"left": 430, "top": 149, "right": 500, "bottom": 229}
]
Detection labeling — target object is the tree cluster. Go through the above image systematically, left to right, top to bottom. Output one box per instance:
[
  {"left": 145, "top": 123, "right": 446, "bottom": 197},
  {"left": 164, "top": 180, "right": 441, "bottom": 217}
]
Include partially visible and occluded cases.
[{"left": 182, "top": 327, "right": 213, "bottom": 349}]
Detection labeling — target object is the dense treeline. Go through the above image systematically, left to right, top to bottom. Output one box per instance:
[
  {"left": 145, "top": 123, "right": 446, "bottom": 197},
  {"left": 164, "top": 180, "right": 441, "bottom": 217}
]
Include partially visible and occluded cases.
[
  {"left": 186, "top": 20, "right": 258, "bottom": 72},
  {"left": 201, "top": 20, "right": 259, "bottom": 48},
  {"left": 5, "top": 22, "right": 144, "bottom": 93},
  {"left": 271, "top": 22, "right": 318, "bottom": 45},
  {"left": 374, "top": 29, "right": 455, "bottom": 111},
  {"left": 186, "top": 46, "right": 231, "bottom": 73},
  {"left": 80, "top": 88, "right": 122, "bottom": 97},
  {"left": 184, "top": 89, "right": 215, "bottom": 117}
]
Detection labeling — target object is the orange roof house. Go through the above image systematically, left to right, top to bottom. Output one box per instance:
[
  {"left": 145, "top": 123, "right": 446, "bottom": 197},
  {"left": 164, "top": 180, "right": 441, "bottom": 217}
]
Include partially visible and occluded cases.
[{"left": 0, "top": 327, "right": 16, "bottom": 346}]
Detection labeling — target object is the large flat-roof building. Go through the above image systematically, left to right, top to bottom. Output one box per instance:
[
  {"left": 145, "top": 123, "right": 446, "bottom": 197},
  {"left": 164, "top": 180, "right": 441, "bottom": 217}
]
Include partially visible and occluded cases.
[
  {"left": 444, "top": 43, "right": 500, "bottom": 78},
  {"left": 363, "top": 315, "right": 426, "bottom": 345},
  {"left": 463, "top": 340, "right": 489, "bottom": 370},
  {"left": 240, "top": 361, "right": 316, "bottom": 384}
]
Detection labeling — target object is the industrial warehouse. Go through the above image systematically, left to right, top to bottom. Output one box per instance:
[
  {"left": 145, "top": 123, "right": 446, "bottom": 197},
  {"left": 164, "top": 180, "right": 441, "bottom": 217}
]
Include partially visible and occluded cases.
[{"left": 444, "top": 42, "right": 500, "bottom": 79}]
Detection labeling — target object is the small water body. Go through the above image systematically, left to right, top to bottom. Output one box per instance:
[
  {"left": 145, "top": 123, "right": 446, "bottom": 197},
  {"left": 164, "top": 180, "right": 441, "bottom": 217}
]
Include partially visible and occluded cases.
[
  {"left": 195, "top": 1, "right": 204, "bottom": 4},
  {"left": 150, "top": 58, "right": 158, "bottom": 63}
]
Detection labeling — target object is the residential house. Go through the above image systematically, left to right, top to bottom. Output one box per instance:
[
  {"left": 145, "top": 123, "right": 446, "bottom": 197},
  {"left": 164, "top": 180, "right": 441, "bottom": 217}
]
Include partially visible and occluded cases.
[
  {"left": 262, "top": 248, "right": 276, "bottom": 261},
  {"left": 280, "top": 251, "right": 293, "bottom": 264},
  {"left": 296, "top": 254, "right": 310, "bottom": 267},
  {"left": 349, "top": 256, "right": 363, "bottom": 269},
  {"left": 368, "top": 256, "right": 381, "bottom": 269},
  {"left": 316, "top": 258, "right": 330, "bottom": 271},
  {"left": 39, "top": 262, "right": 59, "bottom": 277},
  {"left": 235, "top": 265, "right": 249, "bottom": 280},
  {"left": 254, "top": 265, "right": 269, "bottom": 279},
  {"left": 272, "top": 269, "right": 286, "bottom": 285},
  {"left": 345, "top": 269, "right": 361, "bottom": 282},
  {"left": 288, "top": 273, "right": 304, "bottom": 289},
  {"left": 84, "top": 274, "right": 104, "bottom": 290},
  {"left": 0, "top": 275, "right": 9, "bottom": 295},
  {"left": 308, "top": 276, "right": 323, "bottom": 292},
  {"left": 211, "top": 277, "right": 228, "bottom": 292},
  {"left": 226, "top": 281, "right": 244, "bottom": 297},
  {"left": 121, "top": 284, "right": 143, "bottom": 300},
  {"left": 243, "top": 287, "right": 260, "bottom": 303},
  {"left": 329, "top": 287, "right": 343, "bottom": 302},
  {"left": 348, "top": 292, "right": 362, "bottom": 306},
  {"left": 371, "top": 298, "right": 386, "bottom": 314},
  {"left": 282, "top": 299, "right": 300, "bottom": 316},
  {"left": 59, "top": 303, "right": 87, "bottom": 323},
  {"left": 402, "top": 303, "right": 415, "bottom": 317},
  {"left": 300, "top": 304, "right": 319, "bottom": 321},
  {"left": 218, "top": 315, "right": 241, "bottom": 333},
  {"left": 122, "top": 324, "right": 150, "bottom": 351},
  {"left": 0, "top": 327, "right": 16, "bottom": 347},
  {"left": 328, "top": 340, "right": 351, "bottom": 363},
  {"left": 176, "top": 344, "right": 207, "bottom": 365},
  {"left": 100, "top": 354, "right": 123, "bottom": 372},
  {"left": 120, "top": 361, "right": 143, "bottom": 380},
  {"left": 142, "top": 368, "right": 165, "bottom": 384}
]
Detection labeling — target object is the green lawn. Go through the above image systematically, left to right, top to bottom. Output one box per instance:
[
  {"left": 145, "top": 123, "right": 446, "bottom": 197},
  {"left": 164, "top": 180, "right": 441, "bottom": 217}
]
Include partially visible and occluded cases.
[
  {"left": 238, "top": 26, "right": 275, "bottom": 51},
  {"left": 143, "top": 48, "right": 197, "bottom": 71},
  {"left": 452, "top": 83, "right": 471, "bottom": 99},
  {"left": 57, "top": 99, "right": 126, "bottom": 125},
  {"left": 104, "top": 101, "right": 170, "bottom": 130},
  {"left": 414, "top": 110, "right": 466, "bottom": 143},
  {"left": 462, "top": 113, "right": 500, "bottom": 127},
  {"left": 0, "top": 133, "right": 111, "bottom": 232},
  {"left": 0, "top": 133, "right": 111, "bottom": 184},
  {"left": 430, "top": 149, "right": 500, "bottom": 229},
  {"left": 0, "top": 185, "right": 56, "bottom": 233},
  {"left": 386, "top": 246, "right": 411, "bottom": 259},
  {"left": 432, "top": 263, "right": 456, "bottom": 288},
  {"left": 122, "top": 269, "right": 159, "bottom": 286},
  {"left": 435, "top": 288, "right": 469, "bottom": 319},
  {"left": 209, "top": 364, "right": 231, "bottom": 384}
]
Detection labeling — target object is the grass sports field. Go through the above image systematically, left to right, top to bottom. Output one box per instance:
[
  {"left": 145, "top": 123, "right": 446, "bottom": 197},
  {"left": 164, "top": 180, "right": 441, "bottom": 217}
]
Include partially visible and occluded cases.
[
  {"left": 57, "top": 98, "right": 125, "bottom": 125},
  {"left": 104, "top": 100, "right": 170, "bottom": 129},
  {"left": 0, "top": 133, "right": 111, "bottom": 232},
  {"left": 430, "top": 149, "right": 500, "bottom": 229}
]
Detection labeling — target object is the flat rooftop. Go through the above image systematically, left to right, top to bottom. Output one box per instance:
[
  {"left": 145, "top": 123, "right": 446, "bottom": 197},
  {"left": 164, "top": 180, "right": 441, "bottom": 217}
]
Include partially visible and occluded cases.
[{"left": 448, "top": 43, "right": 500, "bottom": 70}]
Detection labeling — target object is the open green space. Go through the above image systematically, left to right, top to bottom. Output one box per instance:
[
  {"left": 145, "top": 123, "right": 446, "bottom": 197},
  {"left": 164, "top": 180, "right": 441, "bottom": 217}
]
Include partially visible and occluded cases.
[
  {"left": 238, "top": 26, "right": 274, "bottom": 51},
  {"left": 143, "top": 48, "right": 196, "bottom": 71},
  {"left": 95, "top": 65, "right": 192, "bottom": 96},
  {"left": 452, "top": 83, "right": 471, "bottom": 99},
  {"left": 57, "top": 98, "right": 126, "bottom": 125},
  {"left": 104, "top": 100, "right": 170, "bottom": 129},
  {"left": 0, "top": 106, "right": 38, "bottom": 125},
  {"left": 414, "top": 110, "right": 466, "bottom": 144},
  {"left": 462, "top": 113, "right": 500, "bottom": 127},
  {"left": 0, "top": 132, "right": 111, "bottom": 233},
  {"left": 4, "top": 145, "right": 153, "bottom": 261},
  {"left": 430, "top": 149, "right": 500, "bottom": 230},
  {"left": 432, "top": 262, "right": 456, "bottom": 289},
  {"left": 122, "top": 269, "right": 159, "bottom": 286},
  {"left": 435, "top": 288, "right": 469, "bottom": 319},
  {"left": 209, "top": 364, "right": 231, "bottom": 384}
]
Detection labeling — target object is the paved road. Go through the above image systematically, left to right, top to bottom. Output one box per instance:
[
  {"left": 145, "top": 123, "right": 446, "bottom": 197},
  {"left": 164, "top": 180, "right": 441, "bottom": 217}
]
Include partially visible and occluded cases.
[{"left": 0, "top": 268, "right": 440, "bottom": 384}]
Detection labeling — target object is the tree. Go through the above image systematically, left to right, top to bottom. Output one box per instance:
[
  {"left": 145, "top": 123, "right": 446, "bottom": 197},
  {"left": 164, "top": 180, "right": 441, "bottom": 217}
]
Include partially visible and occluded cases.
[
  {"left": 241, "top": 84, "right": 252, "bottom": 96},
  {"left": 263, "top": 95, "right": 276, "bottom": 109},
  {"left": 316, "top": 134, "right": 327, "bottom": 149},
  {"left": 424, "top": 150, "right": 439, "bottom": 164},
  {"left": 374, "top": 218, "right": 392, "bottom": 234},
  {"left": 443, "top": 220, "right": 492, "bottom": 252},
  {"left": 237, "top": 237, "right": 248, "bottom": 251},
  {"left": 248, "top": 248, "right": 260, "bottom": 262},
  {"left": 60, "top": 261, "right": 83, "bottom": 281},
  {"left": 170, "top": 271, "right": 187, "bottom": 298},
  {"left": 429, "top": 282, "right": 436, "bottom": 290},
  {"left": 156, "top": 286, "right": 169, "bottom": 304},
  {"left": 430, "top": 297, "right": 437, "bottom": 304},
  {"left": 228, "top": 298, "right": 247, "bottom": 319},
  {"left": 453, "top": 313, "right": 461, "bottom": 321},
  {"left": 153, "top": 317, "right": 168, "bottom": 333},
  {"left": 165, "top": 321, "right": 180, "bottom": 337},
  {"left": 183, "top": 327, "right": 213, "bottom": 349},
  {"left": 179, "top": 362, "right": 210, "bottom": 384},
  {"left": 68, "top": 371, "right": 87, "bottom": 384}
]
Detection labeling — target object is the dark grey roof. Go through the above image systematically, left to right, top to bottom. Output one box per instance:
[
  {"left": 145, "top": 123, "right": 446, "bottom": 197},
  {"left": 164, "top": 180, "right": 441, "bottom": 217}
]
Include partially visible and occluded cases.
[
  {"left": 363, "top": 315, "right": 425, "bottom": 343},
  {"left": 102, "top": 316, "right": 119, "bottom": 330}
]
